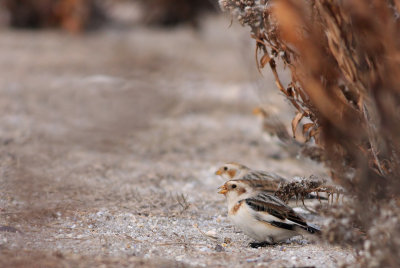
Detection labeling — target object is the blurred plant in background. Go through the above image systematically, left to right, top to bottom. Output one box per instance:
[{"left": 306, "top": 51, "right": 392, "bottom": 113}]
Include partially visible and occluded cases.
[
  {"left": 0, "top": 0, "right": 217, "bottom": 32},
  {"left": 2, "top": 0, "right": 107, "bottom": 32},
  {"left": 139, "top": 0, "right": 216, "bottom": 26},
  {"left": 220, "top": 0, "right": 400, "bottom": 266}
]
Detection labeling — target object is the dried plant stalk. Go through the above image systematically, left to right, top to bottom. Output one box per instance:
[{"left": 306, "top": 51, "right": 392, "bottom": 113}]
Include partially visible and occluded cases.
[{"left": 275, "top": 176, "right": 343, "bottom": 205}]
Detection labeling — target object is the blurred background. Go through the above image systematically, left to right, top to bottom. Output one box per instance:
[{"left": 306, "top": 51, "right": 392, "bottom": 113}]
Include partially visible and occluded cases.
[
  {"left": 0, "top": 0, "right": 217, "bottom": 31},
  {"left": 0, "top": 1, "right": 341, "bottom": 267}
]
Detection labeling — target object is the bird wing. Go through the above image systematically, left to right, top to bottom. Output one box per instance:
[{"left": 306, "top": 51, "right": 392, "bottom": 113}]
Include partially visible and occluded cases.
[
  {"left": 263, "top": 116, "right": 292, "bottom": 143},
  {"left": 238, "top": 170, "right": 286, "bottom": 192},
  {"left": 243, "top": 170, "right": 286, "bottom": 183},
  {"left": 238, "top": 178, "right": 279, "bottom": 193},
  {"left": 244, "top": 192, "right": 308, "bottom": 227}
]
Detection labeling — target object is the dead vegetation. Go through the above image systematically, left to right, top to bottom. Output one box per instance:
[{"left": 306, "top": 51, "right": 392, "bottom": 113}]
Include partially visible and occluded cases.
[
  {"left": 220, "top": 0, "right": 400, "bottom": 266},
  {"left": 275, "top": 176, "right": 343, "bottom": 205}
]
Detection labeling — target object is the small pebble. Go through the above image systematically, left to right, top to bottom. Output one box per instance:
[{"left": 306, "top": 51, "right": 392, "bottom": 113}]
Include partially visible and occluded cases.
[
  {"left": 205, "top": 230, "right": 217, "bottom": 238},
  {"left": 214, "top": 244, "right": 224, "bottom": 252}
]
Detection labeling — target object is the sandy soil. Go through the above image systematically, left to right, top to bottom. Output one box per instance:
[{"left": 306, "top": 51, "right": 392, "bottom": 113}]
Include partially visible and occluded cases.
[{"left": 0, "top": 15, "right": 355, "bottom": 267}]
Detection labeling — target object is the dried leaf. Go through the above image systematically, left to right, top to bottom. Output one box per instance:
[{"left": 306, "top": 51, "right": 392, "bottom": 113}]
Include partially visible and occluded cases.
[
  {"left": 260, "top": 53, "right": 271, "bottom": 68},
  {"left": 291, "top": 112, "right": 304, "bottom": 138},
  {"left": 302, "top": 123, "right": 314, "bottom": 141},
  {"left": 303, "top": 123, "right": 314, "bottom": 134},
  {"left": 309, "top": 128, "right": 320, "bottom": 142}
]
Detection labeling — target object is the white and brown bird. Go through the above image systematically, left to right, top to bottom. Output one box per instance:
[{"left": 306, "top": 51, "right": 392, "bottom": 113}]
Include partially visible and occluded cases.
[
  {"left": 253, "top": 107, "right": 302, "bottom": 157},
  {"left": 253, "top": 107, "right": 325, "bottom": 161},
  {"left": 253, "top": 107, "right": 293, "bottom": 143},
  {"left": 215, "top": 162, "right": 287, "bottom": 194},
  {"left": 215, "top": 162, "right": 327, "bottom": 201},
  {"left": 215, "top": 162, "right": 284, "bottom": 181},
  {"left": 218, "top": 180, "right": 320, "bottom": 247}
]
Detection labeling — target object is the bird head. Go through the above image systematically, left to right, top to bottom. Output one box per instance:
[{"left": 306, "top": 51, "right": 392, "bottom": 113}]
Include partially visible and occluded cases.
[
  {"left": 252, "top": 107, "right": 268, "bottom": 118},
  {"left": 215, "top": 162, "right": 250, "bottom": 180},
  {"left": 218, "top": 180, "right": 251, "bottom": 203}
]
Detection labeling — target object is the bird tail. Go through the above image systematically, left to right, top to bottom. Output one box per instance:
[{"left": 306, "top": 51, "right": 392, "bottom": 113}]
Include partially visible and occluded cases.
[
  {"left": 305, "top": 193, "right": 328, "bottom": 201},
  {"left": 297, "top": 223, "right": 322, "bottom": 235}
]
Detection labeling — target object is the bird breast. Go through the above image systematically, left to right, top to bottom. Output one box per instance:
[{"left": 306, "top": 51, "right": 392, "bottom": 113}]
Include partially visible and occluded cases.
[{"left": 228, "top": 201, "right": 297, "bottom": 242}]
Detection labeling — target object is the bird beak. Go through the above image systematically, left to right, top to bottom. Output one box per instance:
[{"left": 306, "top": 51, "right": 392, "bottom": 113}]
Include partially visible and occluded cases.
[
  {"left": 252, "top": 107, "right": 261, "bottom": 115},
  {"left": 215, "top": 169, "right": 223, "bottom": 175},
  {"left": 218, "top": 184, "right": 228, "bottom": 195}
]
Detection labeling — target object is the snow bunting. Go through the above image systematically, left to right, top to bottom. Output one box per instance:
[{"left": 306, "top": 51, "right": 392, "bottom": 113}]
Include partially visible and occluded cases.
[
  {"left": 253, "top": 107, "right": 302, "bottom": 157},
  {"left": 253, "top": 107, "right": 325, "bottom": 161},
  {"left": 253, "top": 107, "right": 293, "bottom": 144},
  {"left": 215, "top": 162, "right": 286, "bottom": 194},
  {"left": 215, "top": 162, "right": 327, "bottom": 200},
  {"left": 218, "top": 180, "right": 320, "bottom": 247}
]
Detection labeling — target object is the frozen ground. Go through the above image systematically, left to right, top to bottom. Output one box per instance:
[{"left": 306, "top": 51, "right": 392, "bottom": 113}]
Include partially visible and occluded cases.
[{"left": 0, "top": 15, "right": 354, "bottom": 267}]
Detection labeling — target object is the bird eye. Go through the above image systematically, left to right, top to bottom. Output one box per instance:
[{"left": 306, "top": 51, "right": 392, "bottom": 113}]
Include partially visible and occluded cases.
[
  {"left": 223, "top": 166, "right": 228, "bottom": 171},
  {"left": 231, "top": 184, "right": 237, "bottom": 189}
]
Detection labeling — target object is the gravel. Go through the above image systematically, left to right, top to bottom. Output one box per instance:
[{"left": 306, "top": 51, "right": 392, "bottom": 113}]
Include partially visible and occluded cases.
[{"left": 0, "top": 15, "right": 354, "bottom": 267}]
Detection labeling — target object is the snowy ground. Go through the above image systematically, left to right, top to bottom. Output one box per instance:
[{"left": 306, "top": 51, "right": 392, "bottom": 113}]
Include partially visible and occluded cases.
[{"left": 0, "top": 15, "right": 354, "bottom": 267}]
